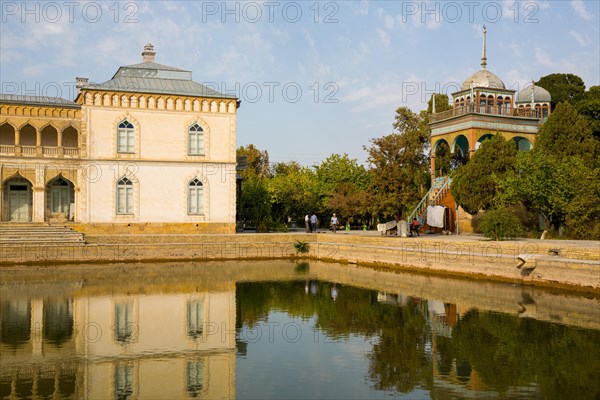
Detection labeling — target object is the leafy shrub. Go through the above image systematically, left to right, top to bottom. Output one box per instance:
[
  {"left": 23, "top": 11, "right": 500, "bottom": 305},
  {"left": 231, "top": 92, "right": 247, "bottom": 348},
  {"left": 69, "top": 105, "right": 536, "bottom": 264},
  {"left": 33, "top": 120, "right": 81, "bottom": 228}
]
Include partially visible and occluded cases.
[
  {"left": 478, "top": 207, "right": 523, "bottom": 241},
  {"left": 257, "top": 222, "right": 268, "bottom": 233},
  {"left": 276, "top": 223, "right": 289, "bottom": 233},
  {"left": 293, "top": 240, "right": 309, "bottom": 253}
]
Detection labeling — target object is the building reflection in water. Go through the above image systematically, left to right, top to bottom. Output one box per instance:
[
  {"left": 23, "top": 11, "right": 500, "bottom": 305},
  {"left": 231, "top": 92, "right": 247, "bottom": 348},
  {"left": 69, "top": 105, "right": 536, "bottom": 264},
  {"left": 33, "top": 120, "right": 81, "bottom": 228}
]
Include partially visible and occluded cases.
[
  {"left": 3, "top": 262, "right": 599, "bottom": 399},
  {"left": 0, "top": 289, "right": 236, "bottom": 399},
  {"left": 2, "top": 300, "right": 31, "bottom": 347}
]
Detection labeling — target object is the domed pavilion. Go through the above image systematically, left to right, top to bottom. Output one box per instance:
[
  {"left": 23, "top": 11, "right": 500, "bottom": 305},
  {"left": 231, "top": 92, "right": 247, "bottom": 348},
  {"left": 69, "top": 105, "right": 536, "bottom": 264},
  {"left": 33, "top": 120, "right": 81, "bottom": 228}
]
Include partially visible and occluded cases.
[{"left": 410, "top": 27, "right": 551, "bottom": 233}]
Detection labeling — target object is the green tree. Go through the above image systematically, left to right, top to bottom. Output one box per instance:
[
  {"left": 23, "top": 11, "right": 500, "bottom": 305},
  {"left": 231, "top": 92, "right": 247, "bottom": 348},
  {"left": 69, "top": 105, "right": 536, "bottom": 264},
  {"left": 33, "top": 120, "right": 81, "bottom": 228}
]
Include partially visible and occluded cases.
[
  {"left": 536, "top": 73, "right": 585, "bottom": 110},
  {"left": 577, "top": 85, "right": 600, "bottom": 140},
  {"left": 427, "top": 93, "right": 453, "bottom": 114},
  {"left": 501, "top": 102, "right": 600, "bottom": 238},
  {"left": 535, "top": 102, "right": 599, "bottom": 165},
  {"left": 365, "top": 107, "right": 430, "bottom": 220},
  {"left": 451, "top": 134, "right": 517, "bottom": 215},
  {"left": 237, "top": 144, "right": 270, "bottom": 178},
  {"left": 237, "top": 144, "right": 271, "bottom": 228},
  {"left": 502, "top": 152, "right": 600, "bottom": 239},
  {"left": 314, "top": 153, "right": 370, "bottom": 193},
  {"left": 314, "top": 154, "right": 371, "bottom": 224},
  {"left": 271, "top": 160, "right": 301, "bottom": 176},
  {"left": 267, "top": 165, "right": 320, "bottom": 224},
  {"left": 239, "top": 175, "right": 271, "bottom": 228},
  {"left": 325, "top": 182, "right": 371, "bottom": 227},
  {"left": 477, "top": 206, "right": 523, "bottom": 241}
]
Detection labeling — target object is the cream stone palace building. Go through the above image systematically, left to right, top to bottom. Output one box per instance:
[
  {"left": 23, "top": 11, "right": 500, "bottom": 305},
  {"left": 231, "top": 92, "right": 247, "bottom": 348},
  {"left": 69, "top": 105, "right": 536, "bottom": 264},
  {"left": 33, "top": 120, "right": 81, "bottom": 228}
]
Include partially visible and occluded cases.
[{"left": 0, "top": 45, "right": 239, "bottom": 233}]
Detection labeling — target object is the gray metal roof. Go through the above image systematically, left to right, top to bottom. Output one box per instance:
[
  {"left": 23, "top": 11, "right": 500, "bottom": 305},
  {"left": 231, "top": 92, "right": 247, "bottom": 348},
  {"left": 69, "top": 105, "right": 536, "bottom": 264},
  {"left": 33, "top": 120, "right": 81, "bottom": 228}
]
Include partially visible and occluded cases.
[
  {"left": 83, "top": 61, "right": 237, "bottom": 99},
  {"left": 118, "top": 62, "right": 189, "bottom": 73},
  {"left": 85, "top": 77, "right": 236, "bottom": 99},
  {"left": 0, "top": 94, "right": 80, "bottom": 108}
]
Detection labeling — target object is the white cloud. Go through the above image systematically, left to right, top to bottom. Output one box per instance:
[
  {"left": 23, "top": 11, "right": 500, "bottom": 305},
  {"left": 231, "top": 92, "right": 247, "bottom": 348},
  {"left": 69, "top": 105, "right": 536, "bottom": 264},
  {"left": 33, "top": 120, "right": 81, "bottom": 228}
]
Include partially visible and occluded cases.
[
  {"left": 350, "top": 0, "right": 369, "bottom": 16},
  {"left": 571, "top": 0, "right": 593, "bottom": 20},
  {"left": 384, "top": 15, "right": 395, "bottom": 30},
  {"left": 376, "top": 29, "right": 390, "bottom": 48},
  {"left": 569, "top": 30, "right": 591, "bottom": 47},
  {"left": 359, "top": 41, "right": 369, "bottom": 54},
  {"left": 509, "top": 42, "right": 523, "bottom": 58},
  {"left": 534, "top": 47, "right": 553, "bottom": 67},
  {"left": 22, "top": 64, "right": 51, "bottom": 77},
  {"left": 504, "top": 69, "right": 532, "bottom": 93},
  {"left": 342, "top": 73, "right": 428, "bottom": 113}
]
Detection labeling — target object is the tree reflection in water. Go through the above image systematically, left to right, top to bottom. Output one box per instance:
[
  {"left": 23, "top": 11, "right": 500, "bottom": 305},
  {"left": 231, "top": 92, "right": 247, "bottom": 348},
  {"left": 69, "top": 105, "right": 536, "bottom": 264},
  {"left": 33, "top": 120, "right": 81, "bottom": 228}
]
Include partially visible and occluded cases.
[{"left": 236, "top": 281, "right": 600, "bottom": 398}]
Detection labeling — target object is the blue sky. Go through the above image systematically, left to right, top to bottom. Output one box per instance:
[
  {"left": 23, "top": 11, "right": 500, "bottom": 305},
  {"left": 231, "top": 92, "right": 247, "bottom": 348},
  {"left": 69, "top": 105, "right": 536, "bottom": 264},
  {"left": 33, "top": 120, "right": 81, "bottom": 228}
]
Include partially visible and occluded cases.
[{"left": 1, "top": 0, "right": 598, "bottom": 165}]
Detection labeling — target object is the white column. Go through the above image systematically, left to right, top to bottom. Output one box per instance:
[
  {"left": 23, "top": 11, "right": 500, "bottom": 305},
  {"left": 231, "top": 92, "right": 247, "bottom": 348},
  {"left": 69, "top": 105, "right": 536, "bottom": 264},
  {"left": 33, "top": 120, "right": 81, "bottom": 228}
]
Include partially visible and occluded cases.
[{"left": 33, "top": 166, "right": 45, "bottom": 222}]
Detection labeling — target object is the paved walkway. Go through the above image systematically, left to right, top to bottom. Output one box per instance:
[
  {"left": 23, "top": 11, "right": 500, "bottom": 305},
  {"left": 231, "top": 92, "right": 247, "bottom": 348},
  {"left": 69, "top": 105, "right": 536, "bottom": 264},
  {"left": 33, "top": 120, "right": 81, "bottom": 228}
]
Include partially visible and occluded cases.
[{"left": 241, "top": 228, "right": 600, "bottom": 249}]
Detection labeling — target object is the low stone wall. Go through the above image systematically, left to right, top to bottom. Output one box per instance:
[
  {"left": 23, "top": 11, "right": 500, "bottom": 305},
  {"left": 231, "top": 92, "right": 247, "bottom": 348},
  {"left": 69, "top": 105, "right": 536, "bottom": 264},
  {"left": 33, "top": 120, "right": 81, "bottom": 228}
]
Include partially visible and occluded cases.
[
  {"left": 70, "top": 222, "right": 236, "bottom": 234},
  {"left": 1, "top": 233, "right": 598, "bottom": 292},
  {"left": 311, "top": 237, "right": 600, "bottom": 292}
]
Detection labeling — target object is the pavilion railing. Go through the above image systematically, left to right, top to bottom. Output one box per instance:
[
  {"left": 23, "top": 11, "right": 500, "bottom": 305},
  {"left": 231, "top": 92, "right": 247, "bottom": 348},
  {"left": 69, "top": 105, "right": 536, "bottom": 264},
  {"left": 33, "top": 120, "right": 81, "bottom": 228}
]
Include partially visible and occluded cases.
[{"left": 430, "top": 104, "right": 540, "bottom": 123}]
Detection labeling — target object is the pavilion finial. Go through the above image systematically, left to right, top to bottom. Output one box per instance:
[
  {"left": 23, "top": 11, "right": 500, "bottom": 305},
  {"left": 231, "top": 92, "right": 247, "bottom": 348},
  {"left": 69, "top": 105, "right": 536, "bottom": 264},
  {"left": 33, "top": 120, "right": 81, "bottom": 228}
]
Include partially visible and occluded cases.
[{"left": 481, "top": 25, "right": 487, "bottom": 70}]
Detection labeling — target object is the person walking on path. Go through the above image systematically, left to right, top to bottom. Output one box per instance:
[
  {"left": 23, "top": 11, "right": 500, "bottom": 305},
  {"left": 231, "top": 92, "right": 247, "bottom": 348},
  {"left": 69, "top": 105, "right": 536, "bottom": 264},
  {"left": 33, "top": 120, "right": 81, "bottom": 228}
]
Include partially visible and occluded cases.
[
  {"left": 310, "top": 213, "right": 318, "bottom": 233},
  {"left": 330, "top": 213, "right": 338, "bottom": 233},
  {"left": 305, "top": 214, "right": 310, "bottom": 233}
]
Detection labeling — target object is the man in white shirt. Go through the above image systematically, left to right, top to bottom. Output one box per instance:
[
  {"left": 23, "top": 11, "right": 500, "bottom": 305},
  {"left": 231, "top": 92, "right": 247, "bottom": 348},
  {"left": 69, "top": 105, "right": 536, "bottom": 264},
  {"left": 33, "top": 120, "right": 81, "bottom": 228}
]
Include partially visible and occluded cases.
[{"left": 330, "top": 213, "right": 338, "bottom": 233}]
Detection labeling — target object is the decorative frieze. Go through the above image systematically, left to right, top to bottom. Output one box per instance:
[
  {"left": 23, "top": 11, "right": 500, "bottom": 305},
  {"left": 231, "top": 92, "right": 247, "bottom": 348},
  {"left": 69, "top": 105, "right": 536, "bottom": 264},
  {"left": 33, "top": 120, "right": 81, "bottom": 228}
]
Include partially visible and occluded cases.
[{"left": 80, "top": 90, "right": 237, "bottom": 114}]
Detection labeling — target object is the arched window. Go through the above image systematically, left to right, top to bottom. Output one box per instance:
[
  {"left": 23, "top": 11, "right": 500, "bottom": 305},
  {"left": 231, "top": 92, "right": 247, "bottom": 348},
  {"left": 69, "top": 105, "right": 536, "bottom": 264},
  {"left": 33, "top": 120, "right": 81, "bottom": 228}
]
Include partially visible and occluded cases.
[
  {"left": 542, "top": 105, "right": 549, "bottom": 121},
  {"left": 117, "top": 120, "right": 134, "bottom": 153},
  {"left": 188, "top": 123, "right": 205, "bottom": 155},
  {"left": 116, "top": 177, "right": 133, "bottom": 214},
  {"left": 188, "top": 179, "right": 204, "bottom": 215}
]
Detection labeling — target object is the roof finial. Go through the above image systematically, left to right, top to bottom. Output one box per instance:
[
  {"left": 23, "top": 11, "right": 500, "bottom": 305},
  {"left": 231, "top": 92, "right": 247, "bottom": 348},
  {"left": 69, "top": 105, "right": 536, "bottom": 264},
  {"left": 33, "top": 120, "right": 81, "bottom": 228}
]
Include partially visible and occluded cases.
[
  {"left": 481, "top": 25, "right": 487, "bottom": 70},
  {"left": 142, "top": 43, "right": 156, "bottom": 63}
]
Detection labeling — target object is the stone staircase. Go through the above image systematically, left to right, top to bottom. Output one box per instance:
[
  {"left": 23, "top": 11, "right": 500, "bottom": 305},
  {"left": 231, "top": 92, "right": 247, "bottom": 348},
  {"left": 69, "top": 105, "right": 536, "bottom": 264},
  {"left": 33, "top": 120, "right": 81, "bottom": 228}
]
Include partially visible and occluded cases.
[
  {"left": 407, "top": 176, "right": 452, "bottom": 224},
  {"left": 0, "top": 224, "right": 85, "bottom": 246}
]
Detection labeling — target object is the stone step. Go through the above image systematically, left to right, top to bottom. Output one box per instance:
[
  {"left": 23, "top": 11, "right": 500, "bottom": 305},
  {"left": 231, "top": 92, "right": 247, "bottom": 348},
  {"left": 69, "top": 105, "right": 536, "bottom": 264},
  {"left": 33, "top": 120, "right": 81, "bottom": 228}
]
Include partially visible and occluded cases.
[
  {"left": 0, "top": 225, "right": 85, "bottom": 245},
  {"left": 1, "top": 230, "right": 83, "bottom": 236},
  {"left": 1, "top": 235, "right": 84, "bottom": 241},
  {"left": 1, "top": 240, "right": 85, "bottom": 246}
]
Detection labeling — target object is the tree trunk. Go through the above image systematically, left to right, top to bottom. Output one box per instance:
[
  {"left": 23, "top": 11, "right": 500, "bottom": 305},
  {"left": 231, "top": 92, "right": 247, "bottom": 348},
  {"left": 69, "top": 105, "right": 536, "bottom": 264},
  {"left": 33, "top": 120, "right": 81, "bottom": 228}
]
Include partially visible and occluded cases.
[{"left": 540, "top": 213, "right": 550, "bottom": 240}]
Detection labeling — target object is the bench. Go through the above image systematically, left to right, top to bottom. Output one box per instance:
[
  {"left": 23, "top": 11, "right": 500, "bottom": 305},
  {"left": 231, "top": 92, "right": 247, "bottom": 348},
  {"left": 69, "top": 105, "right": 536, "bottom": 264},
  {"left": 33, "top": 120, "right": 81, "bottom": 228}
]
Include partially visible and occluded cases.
[{"left": 377, "top": 221, "right": 397, "bottom": 236}]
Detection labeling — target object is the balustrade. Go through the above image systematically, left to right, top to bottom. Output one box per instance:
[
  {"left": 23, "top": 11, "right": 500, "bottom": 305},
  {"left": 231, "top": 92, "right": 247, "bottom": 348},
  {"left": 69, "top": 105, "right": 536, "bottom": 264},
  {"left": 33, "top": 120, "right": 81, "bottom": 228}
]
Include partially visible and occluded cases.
[
  {"left": 430, "top": 103, "right": 541, "bottom": 123},
  {"left": 0, "top": 145, "right": 80, "bottom": 158},
  {"left": 0, "top": 145, "right": 15, "bottom": 155}
]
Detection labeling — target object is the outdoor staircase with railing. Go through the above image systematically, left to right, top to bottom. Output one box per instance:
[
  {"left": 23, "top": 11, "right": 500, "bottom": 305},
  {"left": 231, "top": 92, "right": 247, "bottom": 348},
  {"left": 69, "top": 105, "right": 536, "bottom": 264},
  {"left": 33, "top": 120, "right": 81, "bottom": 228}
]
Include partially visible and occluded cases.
[
  {"left": 407, "top": 177, "right": 452, "bottom": 225},
  {"left": 0, "top": 224, "right": 85, "bottom": 246}
]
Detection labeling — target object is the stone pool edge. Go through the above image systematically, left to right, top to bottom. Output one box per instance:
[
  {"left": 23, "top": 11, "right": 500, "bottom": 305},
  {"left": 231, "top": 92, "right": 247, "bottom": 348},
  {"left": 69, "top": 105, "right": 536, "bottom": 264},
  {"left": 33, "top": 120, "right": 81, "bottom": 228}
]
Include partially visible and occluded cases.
[{"left": 1, "top": 233, "right": 599, "bottom": 293}]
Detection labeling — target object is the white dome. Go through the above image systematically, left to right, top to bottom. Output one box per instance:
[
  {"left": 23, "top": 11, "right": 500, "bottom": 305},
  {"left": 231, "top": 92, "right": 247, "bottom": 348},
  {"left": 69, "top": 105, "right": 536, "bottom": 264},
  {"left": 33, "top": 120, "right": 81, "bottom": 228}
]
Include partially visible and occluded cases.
[
  {"left": 461, "top": 69, "right": 506, "bottom": 90},
  {"left": 516, "top": 84, "right": 551, "bottom": 104}
]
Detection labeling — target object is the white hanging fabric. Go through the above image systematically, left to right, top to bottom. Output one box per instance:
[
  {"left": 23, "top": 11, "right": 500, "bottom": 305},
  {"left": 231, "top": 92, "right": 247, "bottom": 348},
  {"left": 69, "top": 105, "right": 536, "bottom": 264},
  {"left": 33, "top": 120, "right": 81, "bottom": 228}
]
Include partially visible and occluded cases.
[{"left": 427, "top": 205, "right": 445, "bottom": 228}]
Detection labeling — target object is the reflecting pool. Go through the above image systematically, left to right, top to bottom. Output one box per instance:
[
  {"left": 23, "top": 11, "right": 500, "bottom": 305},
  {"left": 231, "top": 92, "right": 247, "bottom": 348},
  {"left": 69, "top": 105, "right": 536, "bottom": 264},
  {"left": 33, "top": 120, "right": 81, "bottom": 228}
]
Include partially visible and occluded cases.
[{"left": 1, "top": 260, "right": 599, "bottom": 399}]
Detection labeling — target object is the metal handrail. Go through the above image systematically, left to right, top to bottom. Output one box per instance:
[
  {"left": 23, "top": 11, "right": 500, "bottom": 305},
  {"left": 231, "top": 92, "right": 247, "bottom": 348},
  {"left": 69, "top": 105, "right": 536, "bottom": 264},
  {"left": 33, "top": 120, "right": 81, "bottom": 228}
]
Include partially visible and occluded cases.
[{"left": 407, "top": 177, "right": 452, "bottom": 224}]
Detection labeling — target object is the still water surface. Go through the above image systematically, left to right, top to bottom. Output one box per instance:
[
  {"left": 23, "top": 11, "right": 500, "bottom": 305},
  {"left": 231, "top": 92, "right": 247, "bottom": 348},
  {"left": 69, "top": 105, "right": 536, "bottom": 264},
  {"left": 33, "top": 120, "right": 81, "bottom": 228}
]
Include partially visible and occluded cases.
[{"left": 1, "top": 260, "right": 599, "bottom": 399}]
